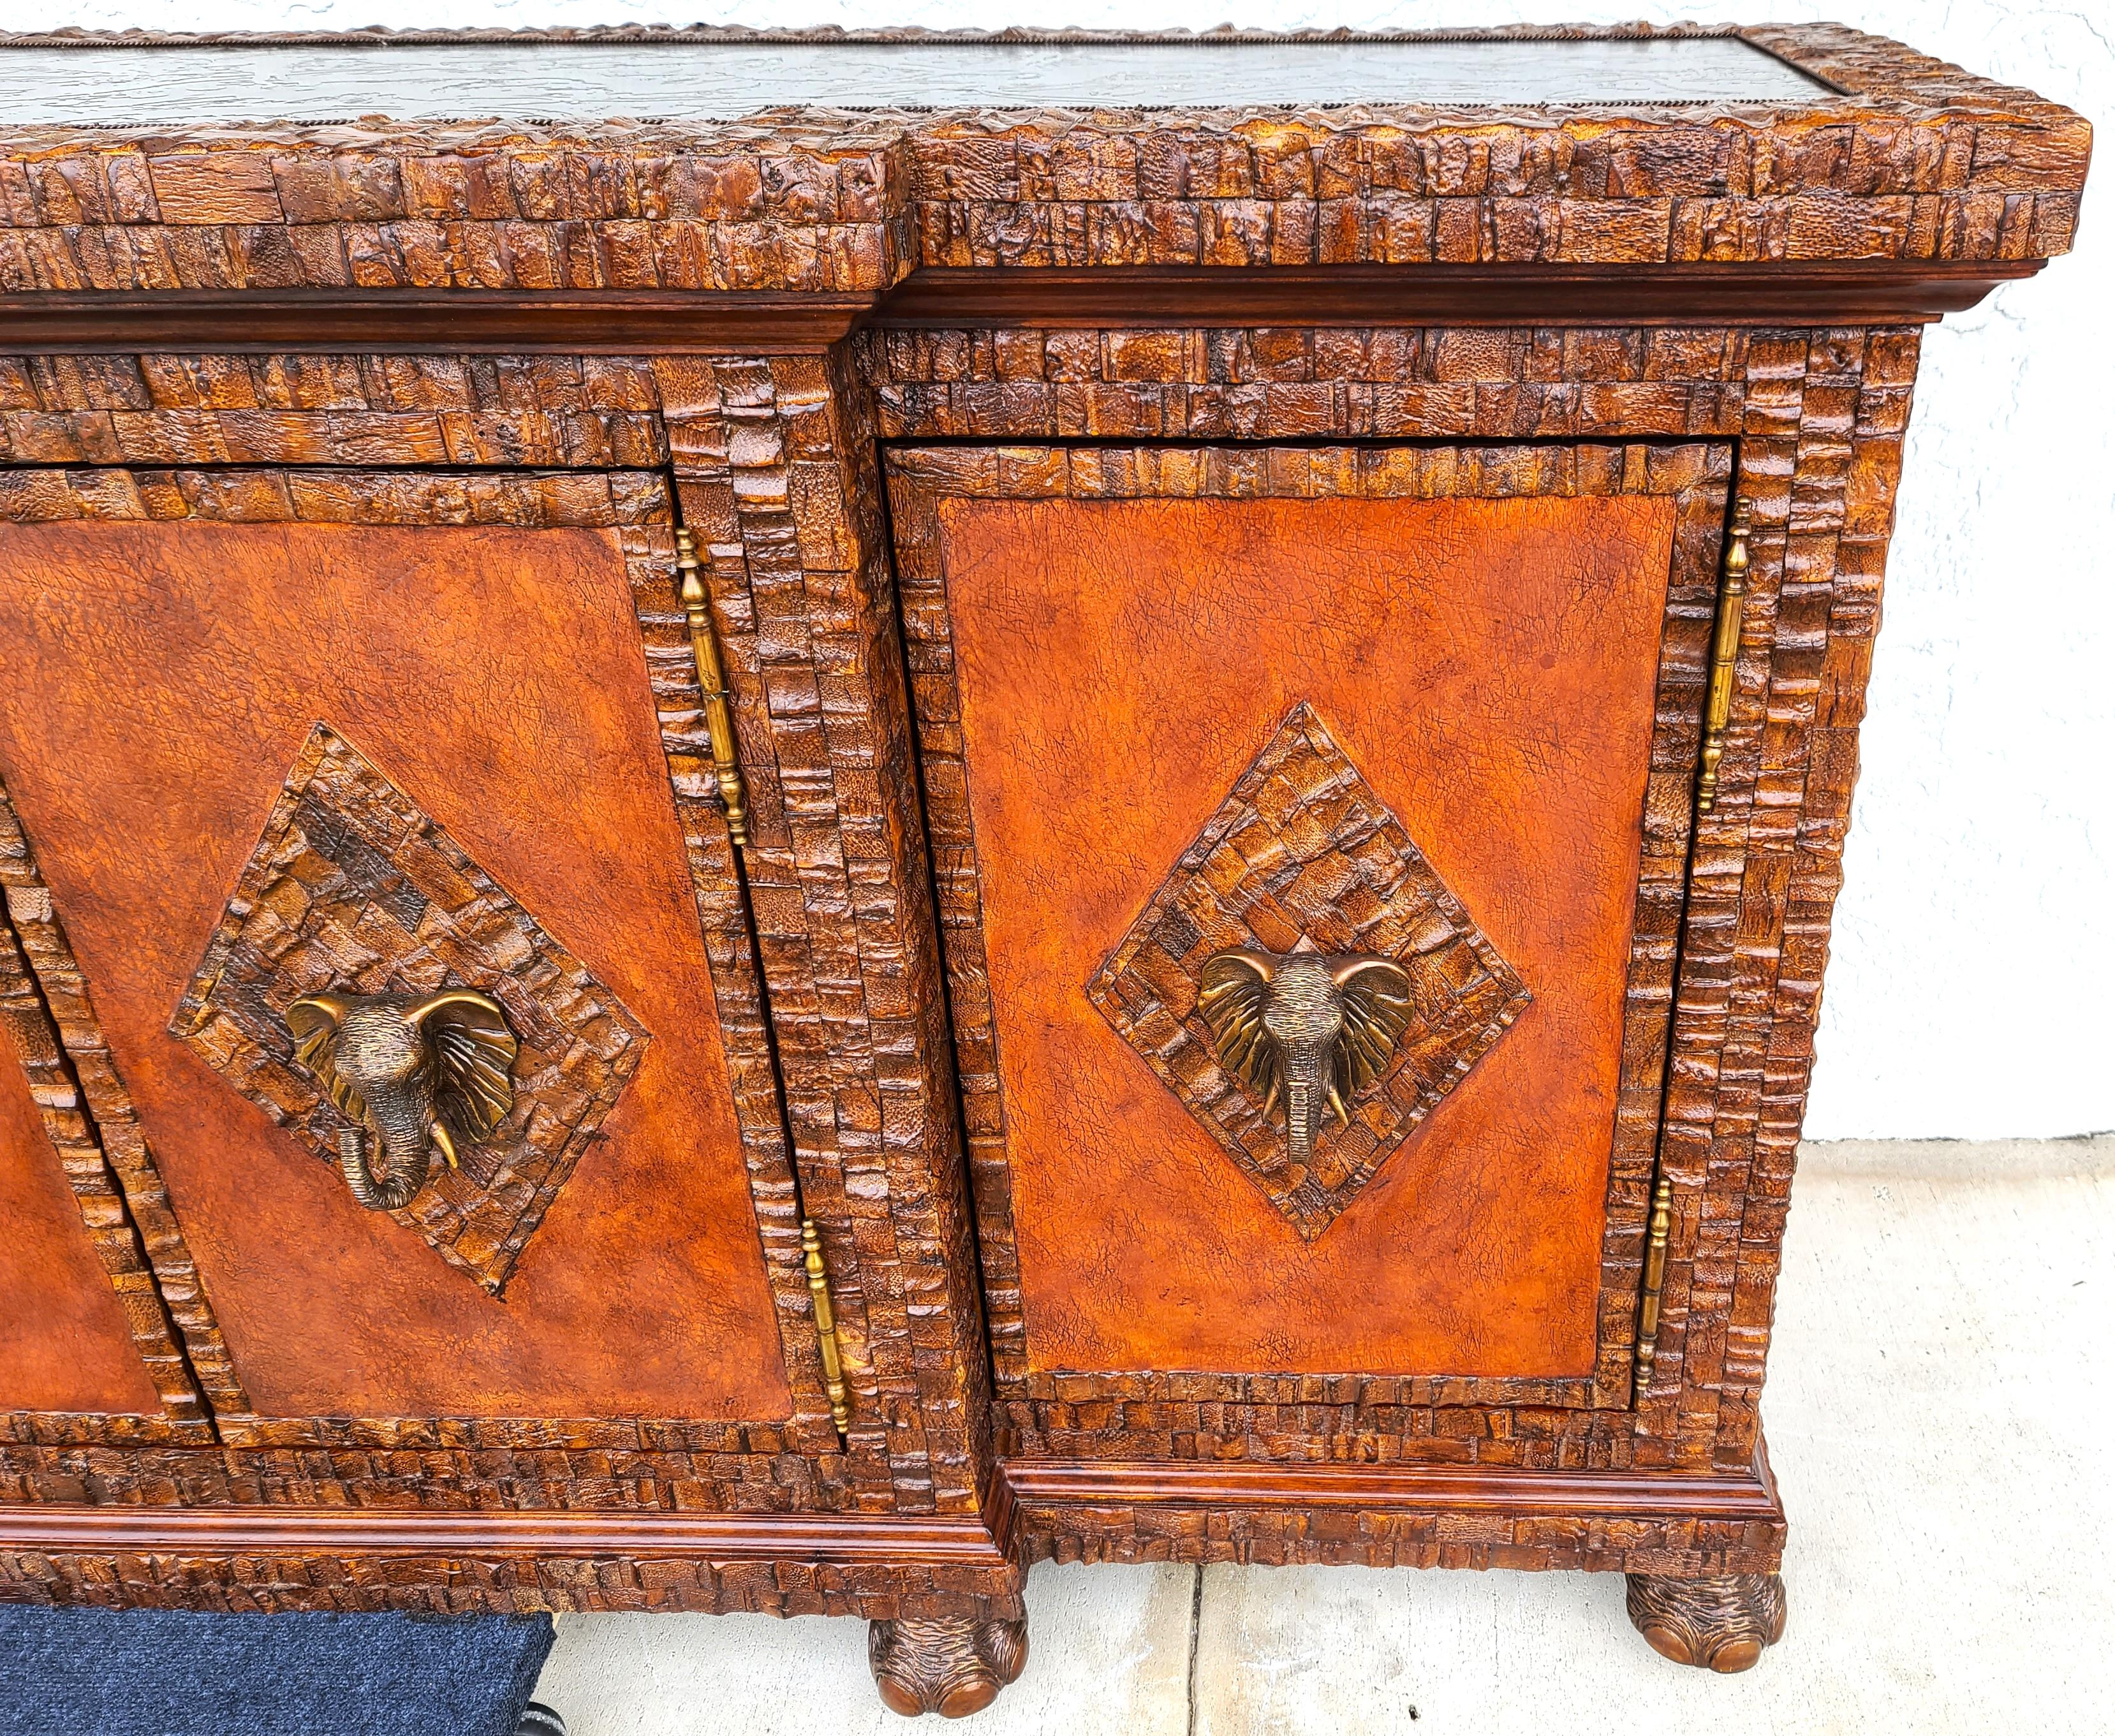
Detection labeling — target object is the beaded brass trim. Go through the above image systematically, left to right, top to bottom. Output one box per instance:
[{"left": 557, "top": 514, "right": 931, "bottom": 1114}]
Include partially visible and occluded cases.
[
  {"left": 1698, "top": 499, "right": 1753, "bottom": 814},
  {"left": 675, "top": 526, "right": 750, "bottom": 848},
  {"left": 1634, "top": 1175, "right": 1675, "bottom": 1390},
  {"left": 804, "top": 1217, "right": 851, "bottom": 1441}
]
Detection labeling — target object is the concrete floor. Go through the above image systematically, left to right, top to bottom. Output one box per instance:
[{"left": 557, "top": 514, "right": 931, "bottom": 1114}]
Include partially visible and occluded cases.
[{"left": 534, "top": 1136, "right": 2115, "bottom": 1735}]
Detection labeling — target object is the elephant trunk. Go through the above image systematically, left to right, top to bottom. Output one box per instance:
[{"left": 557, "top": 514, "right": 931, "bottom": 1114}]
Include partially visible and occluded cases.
[
  {"left": 1280, "top": 1040, "right": 1332, "bottom": 1173},
  {"left": 335, "top": 1121, "right": 434, "bottom": 1212}
]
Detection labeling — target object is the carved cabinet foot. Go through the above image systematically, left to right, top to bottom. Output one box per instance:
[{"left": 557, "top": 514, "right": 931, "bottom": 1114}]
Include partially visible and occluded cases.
[
  {"left": 1625, "top": 1573, "right": 1787, "bottom": 1673},
  {"left": 869, "top": 1615, "right": 1029, "bottom": 1718}
]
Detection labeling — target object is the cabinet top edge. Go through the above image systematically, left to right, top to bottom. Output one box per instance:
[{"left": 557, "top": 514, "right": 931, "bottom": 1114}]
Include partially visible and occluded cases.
[{"left": 0, "top": 24, "right": 2089, "bottom": 290}]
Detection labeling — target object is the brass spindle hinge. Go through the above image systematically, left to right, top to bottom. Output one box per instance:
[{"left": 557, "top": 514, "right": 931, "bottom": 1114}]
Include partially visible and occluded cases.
[
  {"left": 1697, "top": 498, "right": 1753, "bottom": 814},
  {"left": 674, "top": 527, "right": 751, "bottom": 848},
  {"left": 1633, "top": 1175, "right": 1674, "bottom": 1392},
  {"left": 802, "top": 1217, "right": 851, "bottom": 1443}
]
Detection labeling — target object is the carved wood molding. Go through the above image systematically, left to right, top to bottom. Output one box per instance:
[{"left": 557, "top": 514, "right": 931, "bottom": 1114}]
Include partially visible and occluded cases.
[
  {"left": 0, "top": 260, "right": 2040, "bottom": 357},
  {"left": 876, "top": 261, "right": 2042, "bottom": 330},
  {"left": 0, "top": 290, "right": 879, "bottom": 356},
  {"left": 663, "top": 348, "right": 1010, "bottom": 1520}
]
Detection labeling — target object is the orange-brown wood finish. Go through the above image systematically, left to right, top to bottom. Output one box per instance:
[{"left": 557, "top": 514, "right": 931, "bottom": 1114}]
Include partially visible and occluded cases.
[
  {"left": 0, "top": 19, "right": 2090, "bottom": 1702},
  {"left": 911, "top": 485, "right": 1682, "bottom": 1381},
  {"left": 0, "top": 516, "right": 790, "bottom": 1425}
]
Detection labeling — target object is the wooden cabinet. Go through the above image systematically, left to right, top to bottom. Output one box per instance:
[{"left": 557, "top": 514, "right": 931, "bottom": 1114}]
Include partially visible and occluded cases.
[{"left": 0, "top": 22, "right": 2089, "bottom": 1714}]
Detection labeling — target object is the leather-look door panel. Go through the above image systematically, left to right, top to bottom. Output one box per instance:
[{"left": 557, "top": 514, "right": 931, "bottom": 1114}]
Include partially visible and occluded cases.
[{"left": 890, "top": 443, "right": 1730, "bottom": 1409}]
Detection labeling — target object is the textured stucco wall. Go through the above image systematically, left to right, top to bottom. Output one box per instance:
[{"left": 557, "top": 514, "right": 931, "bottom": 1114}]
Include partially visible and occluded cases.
[{"left": 33, "top": 2, "right": 2114, "bottom": 1140}]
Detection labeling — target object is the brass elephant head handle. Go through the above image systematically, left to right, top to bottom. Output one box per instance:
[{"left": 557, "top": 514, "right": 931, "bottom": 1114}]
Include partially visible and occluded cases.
[
  {"left": 1197, "top": 950, "right": 1414, "bottom": 1171},
  {"left": 286, "top": 990, "right": 517, "bottom": 1212}
]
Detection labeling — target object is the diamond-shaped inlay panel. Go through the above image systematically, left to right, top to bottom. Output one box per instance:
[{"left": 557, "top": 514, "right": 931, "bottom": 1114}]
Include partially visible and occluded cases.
[
  {"left": 1087, "top": 703, "right": 1531, "bottom": 1240},
  {"left": 170, "top": 723, "right": 651, "bottom": 1295}
]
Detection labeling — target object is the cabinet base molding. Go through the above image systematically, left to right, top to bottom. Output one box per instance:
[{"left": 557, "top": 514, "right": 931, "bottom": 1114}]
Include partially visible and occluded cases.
[
  {"left": 1003, "top": 1453, "right": 1785, "bottom": 1575},
  {"left": 0, "top": 1456, "right": 1786, "bottom": 1614},
  {"left": 0, "top": 1503, "right": 1023, "bottom": 1622},
  {"left": 1625, "top": 1573, "right": 1788, "bottom": 1673},
  {"left": 869, "top": 1615, "right": 1030, "bottom": 1718}
]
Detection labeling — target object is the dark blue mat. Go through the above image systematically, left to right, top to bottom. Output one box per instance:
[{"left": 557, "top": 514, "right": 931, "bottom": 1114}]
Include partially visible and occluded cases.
[{"left": 0, "top": 1608, "right": 556, "bottom": 1736}]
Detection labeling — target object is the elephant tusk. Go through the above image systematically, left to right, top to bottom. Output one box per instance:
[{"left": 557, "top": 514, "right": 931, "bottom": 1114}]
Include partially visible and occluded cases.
[
  {"left": 1260, "top": 1078, "right": 1279, "bottom": 1121},
  {"left": 1329, "top": 1084, "right": 1350, "bottom": 1127},
  {"left": 430, "top": 1119, "right": 461, "bottom": 1170}
]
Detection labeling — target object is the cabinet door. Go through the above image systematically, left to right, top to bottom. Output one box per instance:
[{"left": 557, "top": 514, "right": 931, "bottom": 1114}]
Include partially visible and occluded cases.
[
  {"left": 888, "top": 443, "right": 1732, "bottom": 1457},
  {"left": 0, "top": 466, "right": 842, "bottom": 1487}
]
